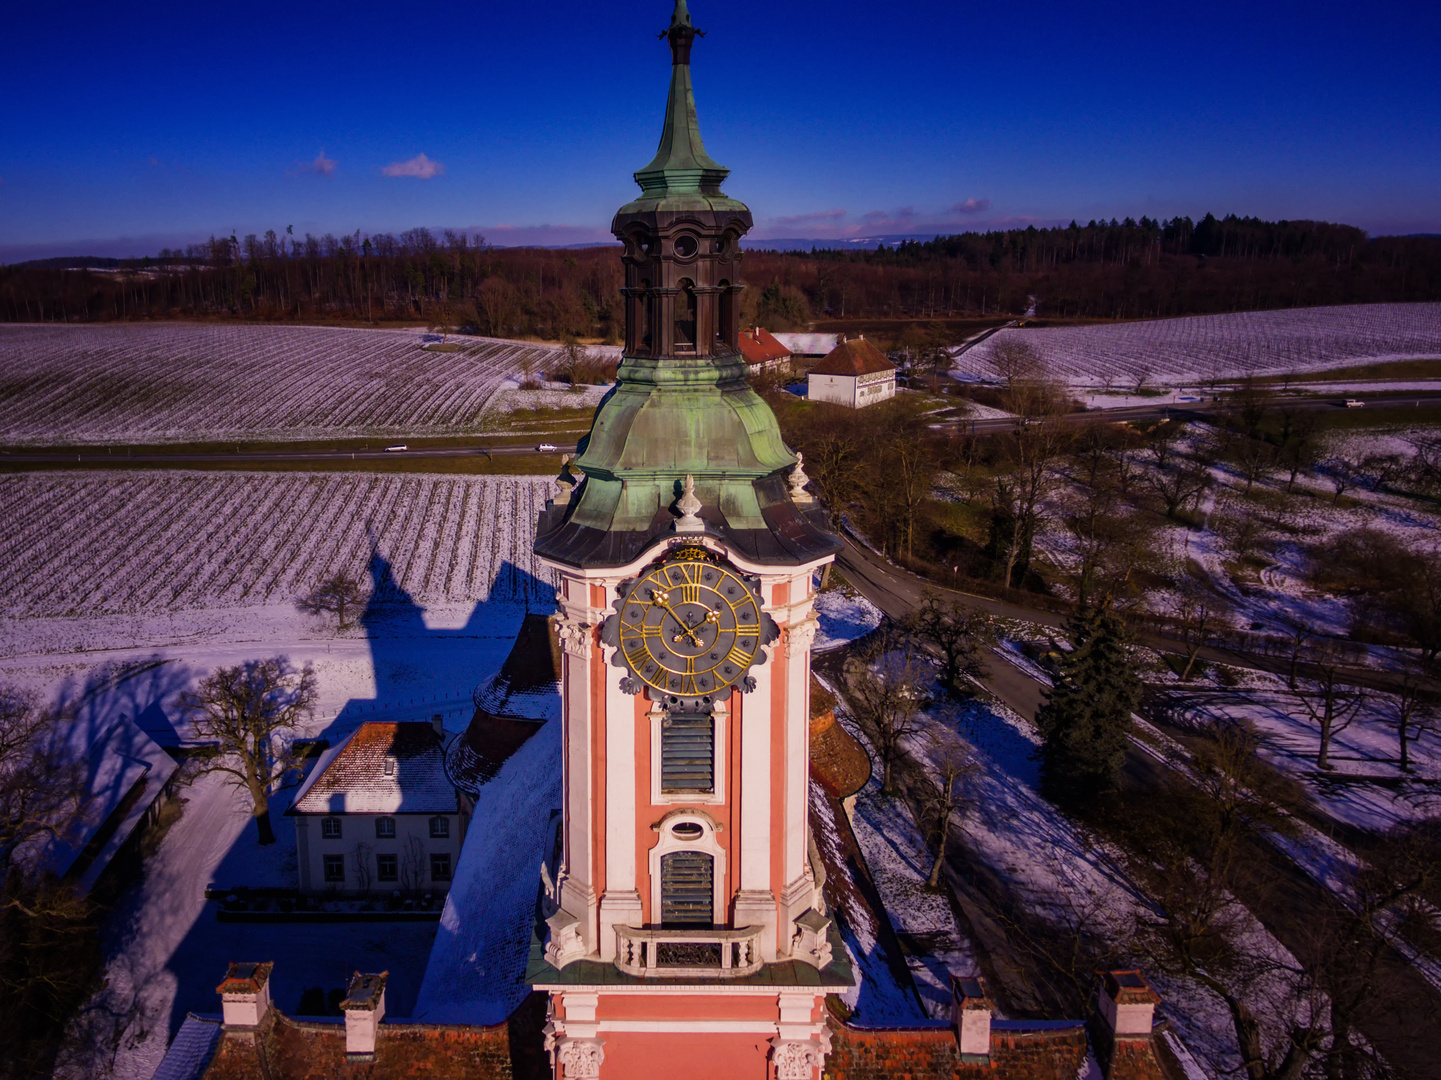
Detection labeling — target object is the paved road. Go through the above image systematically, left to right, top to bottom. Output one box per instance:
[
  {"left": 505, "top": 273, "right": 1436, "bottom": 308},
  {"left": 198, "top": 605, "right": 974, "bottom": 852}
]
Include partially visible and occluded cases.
[
  {"left": 935, "top": 391, "right": 1441, "bottom": 436},
  {"left": 0, "top": 442, "right": 580, "bottom": 468}
]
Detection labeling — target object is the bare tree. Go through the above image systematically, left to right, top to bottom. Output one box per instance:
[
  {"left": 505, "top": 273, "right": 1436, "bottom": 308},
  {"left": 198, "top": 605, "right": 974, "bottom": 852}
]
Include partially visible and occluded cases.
[
  {"left": 987, "top": 335, "right": 1042, "bottom": 394},
  {"left": 992, "top": 413, "right": 1069, "bottom": 588},
  {"left": 1145, "top": 419, "right": 1183, "bottom": 469},
  {"left": 1278, "top": 424, "right": 1318, "bottom": 493},
  {"left": 806, "top": 428, "right": 865, "bottom": 527},
  {"left": 1225, "top": 433, "right": 1277, "bottom": 495},
  {"left": 1324, "top": 453, "right": 1363, "bottom": 504},
  {"left": 1149, "top": 461, "right": 1212, "bottom": 520},
  {"left": 1059, "top": 483, "right": 1155, "bottom": 610},
  {"left": 296, "top": 573, "right": 370, "bottom": 630},
  {"left": 1169, "top": 581, "right": 1217, "bottom": 682},
  {"left": 905, "top": 592, "right": 995, "bottom": 693},
  {"left": 843, "top": 634, "right": 929, "bottom": 796},
  {"left": 1295, "top": 642, "right": 1364, "bottom": 771},
  {"left": 181, "top": 657, "right": 317, "bottom": 845},
  {"left": 1386, "top": 659, "right": 1437, "bottom": 773},
  {"left": 0, "top": 687, "right": 93, "bottom": 876},
  {"left": 0, "top": 688, "right": 103, "bottom": 1080},
  {"left": 916, "top": 735, "right": 978, "bottom": 889},
  {"left": 399, "top": 835, "right": 427, "bottom": 894},
  {"left": 352, "top": 841, "right": 374, "bottom": 895}
]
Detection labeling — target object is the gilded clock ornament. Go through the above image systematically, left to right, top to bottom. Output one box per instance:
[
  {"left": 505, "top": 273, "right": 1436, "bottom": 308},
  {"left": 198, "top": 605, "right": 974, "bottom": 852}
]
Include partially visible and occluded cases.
[{"left": 601, "top": 554, "right": 778, "bottom": 704}]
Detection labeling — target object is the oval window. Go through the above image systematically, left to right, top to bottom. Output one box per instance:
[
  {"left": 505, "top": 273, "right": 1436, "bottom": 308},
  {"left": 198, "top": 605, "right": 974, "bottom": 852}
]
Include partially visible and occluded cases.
[
  {"left": 674, "top": 235, "right": 698, "bottom": 258},
  {"left": 671, "top": 822, "right": 704, "bottom": 841}
]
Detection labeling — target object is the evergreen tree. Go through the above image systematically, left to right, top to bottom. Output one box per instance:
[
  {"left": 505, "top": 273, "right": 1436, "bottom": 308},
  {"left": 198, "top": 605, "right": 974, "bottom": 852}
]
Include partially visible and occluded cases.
[{"left": 1035, "top": 603, "right": 1141, "bottom": 802}]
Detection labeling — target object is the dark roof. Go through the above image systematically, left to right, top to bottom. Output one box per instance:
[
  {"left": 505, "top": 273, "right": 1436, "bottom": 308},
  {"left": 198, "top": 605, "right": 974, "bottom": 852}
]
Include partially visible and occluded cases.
[
  {"left": 809, "top": 337, "right": 897, "bottom": 377},
  {"left": 534, "top": 470, "right": 841, "bottom": 570},
  {"left": 447, "top": 615, "right": 562, "bottom": 795},
  {"left": 290, "top": 722, "right": 456, "bottom": 815}
]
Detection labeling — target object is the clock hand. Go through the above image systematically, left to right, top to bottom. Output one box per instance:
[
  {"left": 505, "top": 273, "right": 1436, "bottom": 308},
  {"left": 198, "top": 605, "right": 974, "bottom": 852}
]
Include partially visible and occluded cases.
[{"left": 650, "top": 592, "right": 703, "bottom": 647}]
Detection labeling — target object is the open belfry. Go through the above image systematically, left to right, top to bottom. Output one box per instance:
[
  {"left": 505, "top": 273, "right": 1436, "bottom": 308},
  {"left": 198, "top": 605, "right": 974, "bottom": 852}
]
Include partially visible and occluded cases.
[{"left": 527, "top": 1, "right": 852, "bottom": 1076}]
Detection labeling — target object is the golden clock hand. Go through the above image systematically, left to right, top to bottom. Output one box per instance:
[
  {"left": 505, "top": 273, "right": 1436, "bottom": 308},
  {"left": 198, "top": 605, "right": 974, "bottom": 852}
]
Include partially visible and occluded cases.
[{"left": 651, "top": 593, "right": 703, "bottom": 647}]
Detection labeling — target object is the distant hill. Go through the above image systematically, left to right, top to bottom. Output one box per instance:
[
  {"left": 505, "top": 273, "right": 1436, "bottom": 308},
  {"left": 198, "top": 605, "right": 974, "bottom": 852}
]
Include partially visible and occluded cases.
[{"left": 14, "top": 256, "right": 124, "bottom": 270}]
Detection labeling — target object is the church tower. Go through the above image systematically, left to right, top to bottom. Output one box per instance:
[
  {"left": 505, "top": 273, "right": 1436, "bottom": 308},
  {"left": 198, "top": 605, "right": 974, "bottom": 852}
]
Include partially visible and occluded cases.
[{"left": 529, "top": 3, "right": 850, "bottom": 1077}]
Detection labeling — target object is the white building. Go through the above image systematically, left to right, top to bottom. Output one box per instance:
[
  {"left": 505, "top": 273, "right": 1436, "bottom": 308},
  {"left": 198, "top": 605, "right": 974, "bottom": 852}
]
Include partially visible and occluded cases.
[
  {"left": 806, "top": 335, "right": 898, "bottom": 408},
  {"left": 288, "top": 720, "right": 471, "bottom": 896}
]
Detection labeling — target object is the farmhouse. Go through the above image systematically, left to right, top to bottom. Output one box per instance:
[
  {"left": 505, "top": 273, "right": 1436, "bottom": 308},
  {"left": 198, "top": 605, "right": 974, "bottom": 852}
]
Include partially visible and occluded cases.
[
  {"left": 736, "top": 324, "right": 791, "bottom": 374},
  {"left": 807, "top": 334, "right": 898, "bottom": 407},
  {"left": 287, "top": 720, "right": 470, "bottom": 896}
]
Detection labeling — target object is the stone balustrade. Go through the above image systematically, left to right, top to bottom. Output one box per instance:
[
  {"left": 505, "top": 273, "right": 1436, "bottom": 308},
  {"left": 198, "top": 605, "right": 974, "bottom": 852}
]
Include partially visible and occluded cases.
[{"left": 614, "top": 924, "right": 765, "bottom": 978}]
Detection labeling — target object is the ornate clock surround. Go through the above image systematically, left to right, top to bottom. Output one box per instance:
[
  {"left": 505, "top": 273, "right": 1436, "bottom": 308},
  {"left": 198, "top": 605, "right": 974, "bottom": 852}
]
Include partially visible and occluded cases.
[{"left": 600, "top": 542, "right": 779, "bottom": 712}]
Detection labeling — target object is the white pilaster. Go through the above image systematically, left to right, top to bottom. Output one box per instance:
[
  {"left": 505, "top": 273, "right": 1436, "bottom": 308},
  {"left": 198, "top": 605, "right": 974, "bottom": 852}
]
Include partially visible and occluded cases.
[{"left": 600, "top": 655, "right": 639, "bottom": 960}]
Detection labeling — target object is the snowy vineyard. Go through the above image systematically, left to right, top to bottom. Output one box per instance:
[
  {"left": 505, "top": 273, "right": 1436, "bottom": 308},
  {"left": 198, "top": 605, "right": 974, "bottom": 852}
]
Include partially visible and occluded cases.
[
  {"left": 956, "top": 302, "right": 1441, "bottom": 386},
  {"left": 0, "top": 323, "right": 561, "bottom": 443},
  {"left": 0, "top": 472, "right": 559, "bottom": 617}
]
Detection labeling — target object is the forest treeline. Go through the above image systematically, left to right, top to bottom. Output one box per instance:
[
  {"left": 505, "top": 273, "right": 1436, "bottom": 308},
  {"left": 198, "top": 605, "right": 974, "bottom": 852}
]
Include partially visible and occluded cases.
[{"left": 3, "top": 215, "right": 1439, "bottom": 336}]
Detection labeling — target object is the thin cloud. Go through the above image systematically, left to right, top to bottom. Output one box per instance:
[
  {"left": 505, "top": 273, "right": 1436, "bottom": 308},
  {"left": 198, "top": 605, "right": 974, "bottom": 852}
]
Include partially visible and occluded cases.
[
  {"left": 294, "top": 150, "right": 336, "bottom": 177},
  {"left": 382, "top": 153, "right": 444, "bottom": 179},
  {"left": 952, "top": 198, "right": 991, "bottom": 214},
  {"left": 860, "top": 207, "right": 917, "bottom": 228},
  {"left": 774, "top": 208, "right": 847, "bottom": 227}
]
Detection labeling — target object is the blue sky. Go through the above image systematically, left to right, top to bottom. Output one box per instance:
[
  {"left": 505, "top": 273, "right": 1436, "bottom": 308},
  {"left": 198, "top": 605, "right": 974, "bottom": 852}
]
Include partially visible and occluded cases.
[{"left": 2, "top": 0, "right": 1438, "bottom": 259}]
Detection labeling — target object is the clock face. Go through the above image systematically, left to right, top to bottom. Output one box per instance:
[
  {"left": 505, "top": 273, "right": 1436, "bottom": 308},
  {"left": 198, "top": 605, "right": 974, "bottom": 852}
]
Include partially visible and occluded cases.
[{"left": 610, "top": 559, "right": 769, "bottom": 698}]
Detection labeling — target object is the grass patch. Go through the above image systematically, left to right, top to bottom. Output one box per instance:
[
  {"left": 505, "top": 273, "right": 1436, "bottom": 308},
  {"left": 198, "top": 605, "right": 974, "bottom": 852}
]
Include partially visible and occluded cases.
[
  {"left": 1259, "top": 358, "right": 1441, "bottom": 383},
  {"left": 1307, "top": 404, "right": 1441, "bottom": 433}
]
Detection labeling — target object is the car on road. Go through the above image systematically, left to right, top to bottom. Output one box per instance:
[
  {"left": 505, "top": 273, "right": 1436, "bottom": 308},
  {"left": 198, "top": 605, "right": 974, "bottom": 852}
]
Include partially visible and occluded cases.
[
  {"left": 1344, "top": 399, "right": 1365, "bottom": 408},
  {"left": 537, "top": 443, "right": 558, "bottom": 452},
  {"left": 384, "top": 444, "right": 408, "bottom": 452}
]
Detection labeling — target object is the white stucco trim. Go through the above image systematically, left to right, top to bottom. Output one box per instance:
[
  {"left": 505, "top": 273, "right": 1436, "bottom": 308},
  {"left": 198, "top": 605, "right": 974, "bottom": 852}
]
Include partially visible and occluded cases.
[
  {"left": 649, "top": 703, "right": 726, "bottom": 806},
  {"left": 647, "top": 808, "right": 727, "bottom": 923}
]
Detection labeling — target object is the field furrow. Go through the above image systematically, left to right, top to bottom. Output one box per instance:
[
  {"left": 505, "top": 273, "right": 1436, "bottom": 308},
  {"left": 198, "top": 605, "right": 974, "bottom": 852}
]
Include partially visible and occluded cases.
[{"left": 0, "top": 472, "right": 557, "bottom": 617}]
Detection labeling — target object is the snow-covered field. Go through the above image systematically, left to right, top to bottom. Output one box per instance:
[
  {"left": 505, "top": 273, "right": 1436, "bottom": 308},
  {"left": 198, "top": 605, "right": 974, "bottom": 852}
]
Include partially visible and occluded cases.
[
  {"left": 955, "top": 303, "right": 1441, "bottom": 387},
  {"left": 0, "top": 324, "right": 567, "bottom": 443},
  {"left": 0, "top": 471, "right": 558, "bottom": 622}
]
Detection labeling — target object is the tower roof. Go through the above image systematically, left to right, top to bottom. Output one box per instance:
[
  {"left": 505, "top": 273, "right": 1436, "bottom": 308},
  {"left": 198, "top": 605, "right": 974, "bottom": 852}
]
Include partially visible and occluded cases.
[
  {"left": 618, "top": 0, "right": 749, "bottom": 217},
  {"left": 536, "top": 1, "right": 839, "bottom": 570}
]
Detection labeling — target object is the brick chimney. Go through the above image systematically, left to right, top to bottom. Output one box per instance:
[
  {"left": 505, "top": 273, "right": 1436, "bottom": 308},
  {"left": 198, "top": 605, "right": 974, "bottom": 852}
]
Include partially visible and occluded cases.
[
  {"left": 431, "top": 713, "right": 445, "bottom": 738},
  {"left": 216, "top": 962, "right": 273, "bottom": 1029},
  {"left": 341, "top": 970, "right": 388, "bottom": 1061},
  {"left": 1097, "top": 970, "right": 1159, "bottom": 1037},
  {"left": 951, "top": 975, "right": 992, "bottom": 1062}
]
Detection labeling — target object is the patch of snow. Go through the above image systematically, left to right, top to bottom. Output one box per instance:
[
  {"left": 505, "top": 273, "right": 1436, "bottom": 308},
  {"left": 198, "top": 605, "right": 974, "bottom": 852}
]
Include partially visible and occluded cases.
[
  {"left": 812, "top": 588, "right": 884, "bottom": 652},
  {"left": 414, "top": 717, "right": 562, "bottom": 1024}
]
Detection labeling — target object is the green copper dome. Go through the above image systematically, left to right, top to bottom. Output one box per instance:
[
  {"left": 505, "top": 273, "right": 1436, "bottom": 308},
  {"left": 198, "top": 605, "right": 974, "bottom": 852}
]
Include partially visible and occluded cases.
[{"left": 534, "top": 1, "right": 839, "bottom": 570}]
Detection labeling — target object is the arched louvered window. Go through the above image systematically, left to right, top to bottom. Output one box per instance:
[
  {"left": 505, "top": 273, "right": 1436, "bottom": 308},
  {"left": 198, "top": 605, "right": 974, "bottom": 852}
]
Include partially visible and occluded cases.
[
  {"left": 674, "top": 278, "right": 697, "bottom": 349},
  {"left": 718, "top": 280, "right": 733, "bottom": 349},
  {"left": 660, "top": 849, "right": 714, "bottom": 926}
]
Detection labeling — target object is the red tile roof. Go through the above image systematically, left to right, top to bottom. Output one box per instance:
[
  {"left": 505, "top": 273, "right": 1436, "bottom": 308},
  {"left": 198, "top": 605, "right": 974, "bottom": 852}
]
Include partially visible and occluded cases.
[
  {"left": 738, "top": 326, "right": 792, "bottom": 367},
  {"left": 808, "top": 336, "right": 897, "bottom": 377},
  {"left": 290, "top": 722, "right": 457, "bottom": 815}
]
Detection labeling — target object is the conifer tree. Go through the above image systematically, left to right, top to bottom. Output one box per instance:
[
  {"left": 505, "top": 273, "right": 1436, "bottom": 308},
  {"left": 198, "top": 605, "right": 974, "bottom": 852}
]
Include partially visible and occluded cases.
[{"left": 1035, "top": 603, "right": 1141, "bottom": 802}]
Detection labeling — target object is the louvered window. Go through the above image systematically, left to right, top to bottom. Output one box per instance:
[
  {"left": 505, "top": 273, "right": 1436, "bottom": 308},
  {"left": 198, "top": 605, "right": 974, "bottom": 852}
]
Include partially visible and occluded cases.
[
  {"left": 661, "top": 712, "right": 714, "bottom": 793},
  {"left": 660, "top": 850, "right": 714, "bottom": 926}
]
